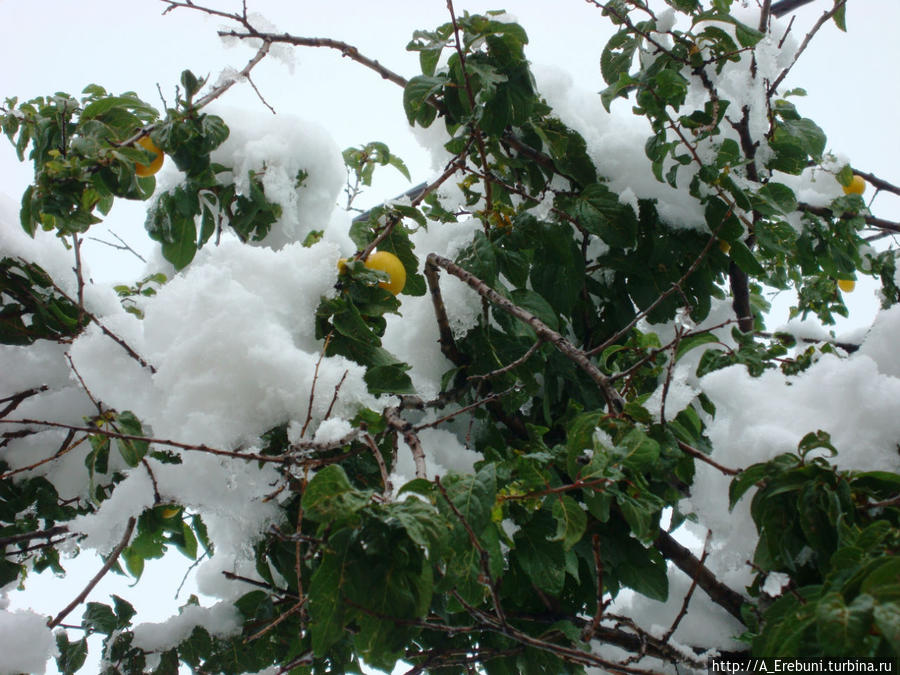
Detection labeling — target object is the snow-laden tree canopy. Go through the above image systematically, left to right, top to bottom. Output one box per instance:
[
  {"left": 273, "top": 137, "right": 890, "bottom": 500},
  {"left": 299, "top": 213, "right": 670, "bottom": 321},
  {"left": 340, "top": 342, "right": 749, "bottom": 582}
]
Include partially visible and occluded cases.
[{"left": 1, "top": 1, "right": 899, "bottom": 673}]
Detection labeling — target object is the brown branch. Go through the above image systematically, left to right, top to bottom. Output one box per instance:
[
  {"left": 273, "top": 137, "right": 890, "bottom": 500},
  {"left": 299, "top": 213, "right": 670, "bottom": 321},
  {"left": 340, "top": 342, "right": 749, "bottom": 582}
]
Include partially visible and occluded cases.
[
  {"left": 446, "top": 0, "right": 493, "bottom": 217},
  {"left": 768, "top": 0, "right": 848, "bottom": 97},
  {"left": 218, "top": 30, "right": 409, "bottom": 89},
  {"left": 851, "top": 168, "right": 900, "bottom": 198},
  {"left": 798, "top": 202, "right": 900, "bottom": 234},
  {"left": 71, "top": 234, "right": 85, "bottom": 321},
  {"left": 427, "top": 254, "right": 625, "bottom": 413},
  {"left": 422, "top": 257, "right": 468, "bottom": 366},
  {"left": 729, "top": 260, "right": 754, "bottom": 333},
  {"left": 36, "top": 264, "right": 156, "bottom": 373},
  {"left": 300, "top": 333, "right": 332, "bottom": 440},
  {"left": 0, "top": 386, "right": 48, "bottom": 419},
  {"left": 384, "top": 408, "right": 427, "bottom": 479},
  {"left": 0, "top": 418, "right": 342, "bottom": 468},
  {"left": 363, "top": 433, "right": 393, "bottom": 499},
  {"left": 677, "top": 440, "right": 740, "bottom": 476},
  {"left": 47, "top": 516, "right": 136, "bottom": 628},
  {"left": 0, "top": 525, "right": 72, "bottom": 549},
  {"left": 654, "top": 528, "right": 747, "bottom": 622},
  {"left": 662, "top": 531, "right": 711, "bottom": 643},
  {"left": 582, "top": 534, "right": 608, "bottom": 641},
  {"left": 221, "top": 571, "right": 299, "bottom": 599}
]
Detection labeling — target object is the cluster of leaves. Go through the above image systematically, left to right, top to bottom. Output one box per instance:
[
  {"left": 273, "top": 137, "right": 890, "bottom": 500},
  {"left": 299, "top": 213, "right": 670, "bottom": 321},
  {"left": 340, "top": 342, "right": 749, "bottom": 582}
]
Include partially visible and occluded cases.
[
  {"left": 2, "top": 1, "right": 899, "bottom": 673},
  {"left": 732, "top": 431, "right": 900, "bottom": 656}
]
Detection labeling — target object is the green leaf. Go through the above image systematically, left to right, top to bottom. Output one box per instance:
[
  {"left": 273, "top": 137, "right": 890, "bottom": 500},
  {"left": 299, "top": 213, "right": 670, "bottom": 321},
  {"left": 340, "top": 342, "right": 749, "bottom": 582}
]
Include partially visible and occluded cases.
[
  {"left": 832, "top": 1, "right": 847, "bottom": 31},
  {"left": 734, "top": 20, "right": 765, "bottom": 47},
  {"left": 601, "top": 31, "right": 637, "bottom": 85},
  {"left": 403, "top": 75, "right": 445, "bottom": 126},
  {"left": 754, "top": 182, "right": 798, "bottom": 217},
  {"left": 729, "top": 238, "right": 764, "bottom": 276},
  {"left": 675, "top": 332, "right": 719, "bottom": 362},
  {"left": 114, "top": 410, "right": 148, "bottom": 467},
  {"left": 618, "top": 428, "right": 660, "bottom": 472},
  {"left": 439, "top": 464, "right": 497, "bottom": 544},
  {"left": 302, "top": 465, "right": 372, "bottom": 525},
  {"left": 549, "top": 495, "right": 587, "bottom": 550},
  {"left": 513, "top": 514, "right": 566, "bottom": 595},
  {"left": 309, "top": 528, "right": 355, "bottom": 656},
  {"left": 815, "top": 591, "right": 873, "bottom": 655},
  {"left": 82, "top": 602, "right": 117, "bottom": 635},
  {"left": 872, "top": 602, "right": 900, "bottom": 651},
  {"left": 55, "top": 633, "right": 88, "bottom": 675}
]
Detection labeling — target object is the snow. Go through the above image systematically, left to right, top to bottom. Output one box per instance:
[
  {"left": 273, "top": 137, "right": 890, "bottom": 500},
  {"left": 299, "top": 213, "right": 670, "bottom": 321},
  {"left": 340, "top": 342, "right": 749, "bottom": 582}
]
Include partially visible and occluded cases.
[
  {"left": 1, "top": 2, "right": 899, "bottom": 673},
  {"left": 207, "top": 108, "right": 345, "bottom": 250},
  {"left": 131, "top": 601, "right": 241, "bottom": 653},
  {"left": 0, "top": 608, "right": 55, "bottom": 675}
]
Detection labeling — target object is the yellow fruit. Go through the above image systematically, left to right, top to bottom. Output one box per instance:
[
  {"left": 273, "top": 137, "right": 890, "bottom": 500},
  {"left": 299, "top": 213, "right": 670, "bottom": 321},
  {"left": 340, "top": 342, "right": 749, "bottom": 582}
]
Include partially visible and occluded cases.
[
  {"left": 134, "top": 136, "right": 164, "bottom": 177},
  {"left": 842, "top": 174, "right": 866, "bottom": 196},
  {"left": 718, "top": 239, "right": 731, "bottom": 254},
  {"left": 365, "top": 250, "right": 406, "bottom": 295},
  {"left": 837, "top": 278, "right": 856, "bottom": 293},
  {"left": 160, "top": 505, "right": 181, "bottom": 519}
]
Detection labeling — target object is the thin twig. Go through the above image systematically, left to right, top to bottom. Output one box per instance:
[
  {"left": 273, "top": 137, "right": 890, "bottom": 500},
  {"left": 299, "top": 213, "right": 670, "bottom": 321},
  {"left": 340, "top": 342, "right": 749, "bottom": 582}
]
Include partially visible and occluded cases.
[
  {"left": 768, "top": 0, "right": 848, "bottom": 96},
  {"left": 218, "top": 30, "right": 409, "bottom": 89},
  {"left": 86, "top": 231, "right": 147, "bottom": 263},
  {"left": 427, "top": 254, "right": 625, "bottom": 413},
  {"left": 0, "top": 386, "right": 48, "bottom": 418},
  {"left": 384, "top": 408, "right": 427, "bottom": 480},
  {"left": 363, "top": 433, "right": 393, "bottom": 500},
  {"left": 677, "top": 440, "right": 740, "bottom": 476},
  {"left": 47, "top": 516, "right": 136, "bottom": 628},
  {"left": 0, "top": 525, "right": 71, "bottom": 548},
  {"left": 662, "top": 531, "right": 711, "bottom": 643}
]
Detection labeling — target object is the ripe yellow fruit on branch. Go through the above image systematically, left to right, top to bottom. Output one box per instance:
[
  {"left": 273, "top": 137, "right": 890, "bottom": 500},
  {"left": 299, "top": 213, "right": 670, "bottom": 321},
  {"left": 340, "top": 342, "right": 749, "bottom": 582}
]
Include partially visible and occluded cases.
[
  {"left": 134, "top": 136, "right": 164, "bottom": 177},
  {"left": 842, "top": 174, "right": 866, "bottom": 196},
  {"left": 365, "top": 250, "right": 406, "bottom": 295},
  {"left": 837, "top": 278, "right": 856, "bottom": 293},
  {"left": 160, "top": 505, "right": 181, "bottom": 519}
]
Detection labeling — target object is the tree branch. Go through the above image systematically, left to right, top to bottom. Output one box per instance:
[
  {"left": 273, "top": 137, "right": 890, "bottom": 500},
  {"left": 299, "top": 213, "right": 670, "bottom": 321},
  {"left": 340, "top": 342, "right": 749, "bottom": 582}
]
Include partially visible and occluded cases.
[
  {"left": 426, "top": 254, "right": 625, "bottom": 414},
  {"left": 47, "top": 516, "right": 136, "bottom": 628},
  {"left": 654, "top": 528, "right": 747, "bottom": 622}
]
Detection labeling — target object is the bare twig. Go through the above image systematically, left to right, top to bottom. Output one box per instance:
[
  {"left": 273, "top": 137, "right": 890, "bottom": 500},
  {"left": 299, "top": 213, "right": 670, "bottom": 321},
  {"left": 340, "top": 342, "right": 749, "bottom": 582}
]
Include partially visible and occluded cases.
[
  {"left": 768, "top": 0, "right": 848, "bottom": 96},
  {"left": 218, "top": 29, "right": 409, "bottom": 89},
  {"left": 195, "top": 40, "right": 273, "bottom": 109},
  {"left": 798, "top": 202, "right": 900, "bottom": 235},
  {"left": 86, "top": 231, "right": 147, "bottom": 263},
  {"left": 427, "top": 254, "right": 625, "bottom": 413},
  {"left": 35, "top": 263, "right": 156, "bottom": 373},
  {"left": 300, "top": 333, "right": 332, "bottom": 439},
  {"left": 0, "top": 386, "right": 48, "bottom": 419},
  {"left": 384, "top": 408, "right": 427, "bottom": 479},
  {"left": 363, "top": 433, "right": 393, "bottom": 499},
  {"left": 677, "top": 440, "right": 741, "bottom": 476},
  {"left": 47, "top": 516, "right": 136, "bottom": 628},
  {"left": 0, "top": 525, "right": 72, "bottom": 549},
  {"left": 662, "top": 531, "right": 711, "bottom": 643},
  {"left": 583, "top": 534, "right": 608, "bottom": 641}
]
